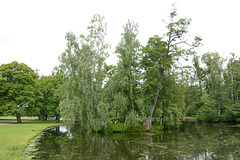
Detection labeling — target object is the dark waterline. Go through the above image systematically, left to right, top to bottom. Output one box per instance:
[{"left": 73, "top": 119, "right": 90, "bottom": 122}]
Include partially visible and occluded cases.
[{"left": 29, "top": 123, "right": 240, "bottom": 160}]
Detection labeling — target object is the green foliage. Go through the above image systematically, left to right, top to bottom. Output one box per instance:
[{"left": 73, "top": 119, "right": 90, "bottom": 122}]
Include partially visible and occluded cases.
[
  {"left": 1, "top": 6, "right": 240, "bottom": 137},
  {"left": 140, "top": 6, "right": 201, "bottom": 129},
  {"left": 58, "top": 14, "right": 109, "bottom": 130},
  {"left": 103, "top": 19, "right": 142, "bottom": 125},
  {"left": 0, "top": 61, "right": 39, "bottom": 122},
  {"left": 34, "top": 75, "right": 62, "bottom": 120},
  {"left": 196, "top": 93, "right": 219, "bottom": 122},
  {"left": 125, "top": 110, "right": 141, "bottom": 127},
  {"left": 106, "top": 122, "right": 144, "bottom": 133},
  {"left": 150, "top": 123, "right": 164, "bottom": 130}
]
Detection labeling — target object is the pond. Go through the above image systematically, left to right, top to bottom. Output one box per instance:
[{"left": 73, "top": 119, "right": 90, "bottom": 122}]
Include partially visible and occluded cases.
[{"left": 28, "top": 123, "right": 240, "bottom": 160}]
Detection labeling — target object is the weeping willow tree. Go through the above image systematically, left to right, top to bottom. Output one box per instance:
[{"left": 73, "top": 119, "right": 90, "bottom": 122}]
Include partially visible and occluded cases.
[{"left": 59, "top": 14, "right": 110, "bottom": 131}]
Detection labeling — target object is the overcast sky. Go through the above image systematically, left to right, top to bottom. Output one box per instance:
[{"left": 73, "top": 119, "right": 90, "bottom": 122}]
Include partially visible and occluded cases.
[{"left": 0, "top": 0, "right": 240, "bottom": 76}]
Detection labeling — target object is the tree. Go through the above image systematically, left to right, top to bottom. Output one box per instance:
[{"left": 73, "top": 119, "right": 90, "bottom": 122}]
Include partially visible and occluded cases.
[
  {"left": 142, "top": 6, "right": 201, "bottom": 129},
  {"left": 59, "top": 14, "right": 109, "bottom": 130},
  {"left": 110, "top": 19, "right": 142, "bottom": 126},
  {"left": 201, "top": 52, "right": 225, "bottom": 116},
  {"left": 223, "top": 53, "right": 240, "bottom": 122},
  {"left": 226, "top": 53, "right": 240, "bottom": 103},
  {"left": 183, "top": 55, "right": 204, "bottom": 117},
  {"left": 193, "top": 55, "right": 204, "bottom": 95},
  {"left": 0, "top": 61, "right": 39, "bottom": 123},
  {"left": 36, "top": 75, "right": 62, "bottom": 122},
  {"left": 196, "top": 93, "right": 218, "bottom": 122}
]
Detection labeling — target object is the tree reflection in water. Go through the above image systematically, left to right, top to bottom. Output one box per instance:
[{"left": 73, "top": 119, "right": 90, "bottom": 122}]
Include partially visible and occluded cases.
[{"left": 29, "top": 123, "right": 240, "bottom": 159}]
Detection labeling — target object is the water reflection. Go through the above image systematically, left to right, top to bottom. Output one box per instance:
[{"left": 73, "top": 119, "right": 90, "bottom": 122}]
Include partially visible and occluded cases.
[{"left": 29, "top": 123, "right": 240, "bottom": 160}]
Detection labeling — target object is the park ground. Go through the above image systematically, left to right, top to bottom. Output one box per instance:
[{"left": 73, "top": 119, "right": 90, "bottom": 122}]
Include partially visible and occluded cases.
[{"left": 0, "top": 116, "right": 72, "bottom": 160}]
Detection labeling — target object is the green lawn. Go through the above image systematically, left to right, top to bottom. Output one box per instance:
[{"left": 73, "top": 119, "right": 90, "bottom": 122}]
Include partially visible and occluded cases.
[
  {"left": 0, "top": 116, "right": 38, "bottom": 123},
  {"left": 0, "top": 117, "right": 72, "bottom": 160}
]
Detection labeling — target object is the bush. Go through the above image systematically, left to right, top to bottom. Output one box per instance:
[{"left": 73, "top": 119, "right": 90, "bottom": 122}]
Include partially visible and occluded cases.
[{"left": 196, "top": 105, "right": 218, "bottom": 122}]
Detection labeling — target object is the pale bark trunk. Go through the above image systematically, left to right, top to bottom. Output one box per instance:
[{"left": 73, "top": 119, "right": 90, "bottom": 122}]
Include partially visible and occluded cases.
[
  {"left": 231, "top": 71, "right": 234, "bottom": 102},
  {"left": 218, "top": 101, "right": 221, "bottom": 116}
]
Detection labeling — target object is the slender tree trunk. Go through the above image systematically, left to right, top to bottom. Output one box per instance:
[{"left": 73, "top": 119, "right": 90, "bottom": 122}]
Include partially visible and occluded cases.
[
  {"left": 143, "top": 69, "right": 165, "bottom": 130},
  {"left": 231, "top": 71, "right": 234, "bottom": 102},
  {"left": 199, "top": 79, "right": 202, "bottom": 96},
  {"left": 236, "top": 85, "right": 239, "bottom": 103},
  {"left": 218, "top": 98, "right": 221, "bottom": 116},
  {"left": 16, "top": 113, "right": 22, "bottom": 123},
  {"left": 160, "top": 113, "right": 164, "bottom": 124}
]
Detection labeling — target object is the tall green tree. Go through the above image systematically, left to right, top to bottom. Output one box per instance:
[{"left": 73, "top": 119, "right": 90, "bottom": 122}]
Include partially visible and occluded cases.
[
  {"left": 142, "top": 6, "right": 201, "bottom": 129},
  {"left": 59, "top": 14, "right": 109, "bottom": 130},
  {"left": 111, "top": 19, "right": 142, "bottom": 126},
  {"left": 201, "top": 52, "right": 225, "bottom": 116},
  {"left": 224, "top": 53, "right": 240, "bottom": 122},
  {"left": 226, "top": 53, "right": 240, "bottom": 103},
  {"left": 184, "top": 55, "right": 204, "bottom": 117},
  {"left": 193, "top": 55, "right": 204, "bottom": 95},
  {"left": 0, "top": 61, "right": 39, "bottom": 123},
  {"left": 36, "top": 75, "right": 62, "bottom": 122}
]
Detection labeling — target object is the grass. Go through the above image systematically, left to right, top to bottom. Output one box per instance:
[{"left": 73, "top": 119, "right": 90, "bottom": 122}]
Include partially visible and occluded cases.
[
  {"left": 0, "top": 116, "right": 72, "bottom": 160},
  {"left": 0, "top": 116, "right": 38, "bottom": 123},
  {"left": 184, "top": 117, "right": 197, "bottom": 122},
  {"left": 94, "top": 122, "right": 164, "bottom": 133}
]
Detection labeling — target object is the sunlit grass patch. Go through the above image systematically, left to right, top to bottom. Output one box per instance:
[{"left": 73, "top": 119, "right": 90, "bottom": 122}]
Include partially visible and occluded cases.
[{"left": 0, "top": 119, "right": 72, "bottom": 160}]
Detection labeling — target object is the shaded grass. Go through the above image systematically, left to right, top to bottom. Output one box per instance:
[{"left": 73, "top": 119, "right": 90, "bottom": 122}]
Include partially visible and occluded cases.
[
  {"left": 0, "top": 116, "right": 38, "bottom": 123},
  {"left": 184, "top": 117, "right": 197, "bottom": 122},
  {"left": 0, "top": 118, "right": 72, "bottom": 160},
  {"left": 94, "top": 122, "right": 164, "bottom": 133}
]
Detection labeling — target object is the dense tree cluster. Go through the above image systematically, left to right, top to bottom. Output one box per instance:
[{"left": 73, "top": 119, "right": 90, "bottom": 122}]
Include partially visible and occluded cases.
[
  {"left": 1, "top": 7, "right": 240, "bottom": 128},
  {"left": 186, "top": 52, "right": 240, "bottom": 123},
  {"left": 0, "top": 62, "right": 62, "bottom": 122}
]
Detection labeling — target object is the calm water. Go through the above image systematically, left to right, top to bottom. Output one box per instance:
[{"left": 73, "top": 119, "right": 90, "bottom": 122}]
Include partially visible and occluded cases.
[{"left": 29, "top": 123, "right": 240, "bottom": 160}]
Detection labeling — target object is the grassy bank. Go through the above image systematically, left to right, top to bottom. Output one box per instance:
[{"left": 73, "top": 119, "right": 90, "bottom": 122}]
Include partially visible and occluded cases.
[
  {"left": 0, "top": 117, "right": 72, "bottom": 160},
  {"left": 94, "top": 122, "right": 164, "bottom": 133}
]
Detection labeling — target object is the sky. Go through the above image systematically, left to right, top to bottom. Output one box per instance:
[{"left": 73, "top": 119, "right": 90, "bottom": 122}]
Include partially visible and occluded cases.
[{"left": 0, "top": 0, "right": 240, "bottom": 76}]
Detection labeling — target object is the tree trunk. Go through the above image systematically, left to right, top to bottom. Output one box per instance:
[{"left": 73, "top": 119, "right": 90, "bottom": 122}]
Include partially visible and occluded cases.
[
  {"left": 143, "top": 69, "right": 164, "bottom": 130},
  {"left": 231, "top": 71, "right": 234, "bottom": 102},
  {"left": 199, "top": 79, "right": 202, "bottom": 96},
  {"left": 235, "top": 85, "right": 239, "bottom": 103},
  {"left": 218, "top": 102, "right": 221, "bottom": 116},
  {"left": 39, "top": 112, "right": 44, "bottom": 121},
  {"left": 16, "top": 113, "right": 22, "bottom": 123},
  {"left": 56, "top": 113, "right": 60, "bottom": 123},
  {"left": 160, "top": 113, "right": 164, "bottom": 124}
]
